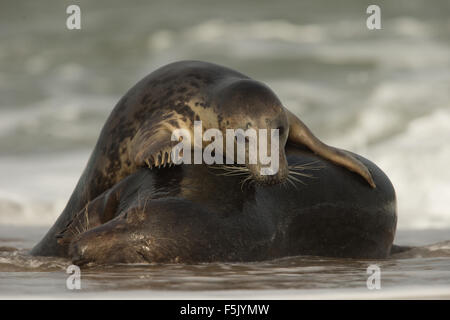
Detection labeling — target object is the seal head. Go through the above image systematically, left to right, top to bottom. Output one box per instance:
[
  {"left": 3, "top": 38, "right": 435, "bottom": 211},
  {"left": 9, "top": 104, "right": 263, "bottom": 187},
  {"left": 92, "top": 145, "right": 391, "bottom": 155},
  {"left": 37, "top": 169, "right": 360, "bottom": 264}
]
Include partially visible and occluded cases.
[{"left": 212, "top": 79, "right": 290, "bottom": 185}]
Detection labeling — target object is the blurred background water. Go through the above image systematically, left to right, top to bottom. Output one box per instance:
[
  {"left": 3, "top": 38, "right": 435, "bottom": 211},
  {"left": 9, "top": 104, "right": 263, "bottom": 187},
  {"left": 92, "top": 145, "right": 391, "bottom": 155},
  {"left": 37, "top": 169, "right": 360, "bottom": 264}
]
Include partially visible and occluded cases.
[{"left": 0, "top": 0, "right": 450, "bottom": 298}]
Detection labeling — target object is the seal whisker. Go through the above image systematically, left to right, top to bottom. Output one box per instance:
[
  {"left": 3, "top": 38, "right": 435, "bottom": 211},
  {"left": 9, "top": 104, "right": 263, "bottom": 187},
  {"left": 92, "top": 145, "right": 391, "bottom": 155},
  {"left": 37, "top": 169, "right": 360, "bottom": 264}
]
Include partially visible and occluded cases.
[
  {"left": 289, "top": 160, "right": 321, "bottom": 166},
  {"left": 288, "top": 161, "right": 324, "bottom": 182},
  {"left": 289, "top": 163, "right": 325, "bottom": 171},
  {"left": 210, "top": 165, "right": 250, "bottom": 178},
  {"left": 220, "top": 165, "right": 248, "bottom": 170},
  {"left": 289, "top": 166, "right": 324, "bottom": 171},
  {"left": 212, "top": 167, "right": 241, "bottom": 172},
  {"left": 220, "top": 167, "right": 248, "bottom": 172},
  {"left": 290, "top": 167, "right": 323, "bottom": 172},
  {"left": 215, "top": 169, "right": 248, "bottom": 174},
  {"left": 289, "top": 171, "right": 315, "bottom": 178},
  {"left": 218, "top": 172, "right": 249, "bottom": 177},
  {"left": 288, "top": 174, "right": 307, "bottom": 186},
  {"left": 240, "top": 175, "right": 252, "bottom": 191},
  {"left": 286, "top": 176, "right": 297, "bottom": 189},
  {"left": 137, "top": 191, "right": 143, "bottom": 210},
  {"left": 142, "top": 191, "right": 152, "bottom": 213},
  {"left": 84, "top": 204, "right": 90, "bottom": 232},
  {"left": 74, "top": 225, "right": 82, "bottom": 237}
]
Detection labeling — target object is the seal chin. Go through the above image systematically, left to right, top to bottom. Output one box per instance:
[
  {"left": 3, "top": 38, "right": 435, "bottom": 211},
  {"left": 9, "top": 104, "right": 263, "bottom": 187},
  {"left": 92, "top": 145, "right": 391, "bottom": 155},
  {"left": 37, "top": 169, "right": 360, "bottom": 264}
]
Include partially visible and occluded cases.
[{"left": 248, "top": 164, "right": 289, "bottom": 186}]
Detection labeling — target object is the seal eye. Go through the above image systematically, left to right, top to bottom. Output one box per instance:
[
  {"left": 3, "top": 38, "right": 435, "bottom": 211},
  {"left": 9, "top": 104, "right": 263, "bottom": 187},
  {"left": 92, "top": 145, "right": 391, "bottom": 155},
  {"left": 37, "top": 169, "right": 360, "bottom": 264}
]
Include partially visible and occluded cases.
[{"left": 277, "top": 126, "right": 285, "bottom": 135}]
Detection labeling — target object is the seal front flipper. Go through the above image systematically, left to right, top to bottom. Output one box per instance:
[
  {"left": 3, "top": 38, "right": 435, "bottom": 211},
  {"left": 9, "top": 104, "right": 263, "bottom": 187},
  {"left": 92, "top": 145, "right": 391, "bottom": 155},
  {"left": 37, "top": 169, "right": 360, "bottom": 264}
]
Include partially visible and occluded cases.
[
  {"left": 285, "top": 108, "right": 376, "bottom": 188},
  {"left": 131, "top": 117, "right": 183, "bottom": 169},
  {"left": 56, "top": 168, "right": 152, "bottom": 250},
  {"left": 55, "top": 187, "right": 121, "bottom": 246},
  {"left": 66, "top": 207, "right": 158, "bottom": 265}
]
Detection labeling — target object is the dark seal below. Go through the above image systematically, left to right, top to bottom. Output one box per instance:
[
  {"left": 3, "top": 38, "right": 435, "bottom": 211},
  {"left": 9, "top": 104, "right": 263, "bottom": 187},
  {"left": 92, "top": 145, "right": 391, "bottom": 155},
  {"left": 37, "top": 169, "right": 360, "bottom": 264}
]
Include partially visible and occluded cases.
[{"left": 57, "top": 145, "right": 396, "bottom": 265}]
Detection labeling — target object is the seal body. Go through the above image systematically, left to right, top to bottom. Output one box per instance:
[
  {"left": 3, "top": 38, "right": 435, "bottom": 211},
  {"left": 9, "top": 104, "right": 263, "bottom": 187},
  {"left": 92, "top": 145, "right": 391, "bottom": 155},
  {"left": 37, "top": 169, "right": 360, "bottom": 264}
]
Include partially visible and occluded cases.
[
  {"left": 31, "top": 60, "right": 378, "bottom": 258},
  {"left": 57, "top": 145, "right": 396, "bottom": 265}
]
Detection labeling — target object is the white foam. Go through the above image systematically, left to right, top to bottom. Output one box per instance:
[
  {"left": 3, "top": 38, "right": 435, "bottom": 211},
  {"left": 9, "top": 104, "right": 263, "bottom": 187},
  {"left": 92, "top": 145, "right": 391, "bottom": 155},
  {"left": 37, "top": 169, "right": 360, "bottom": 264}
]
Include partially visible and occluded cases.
[
  {"left": 368, "top": 109, "right": 450, "bottom": 229},
  {"left": 0, "top": 151, "right": 89, "bottom": 226}
]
